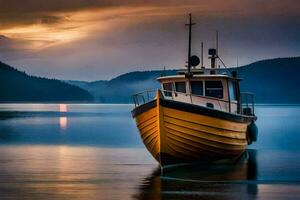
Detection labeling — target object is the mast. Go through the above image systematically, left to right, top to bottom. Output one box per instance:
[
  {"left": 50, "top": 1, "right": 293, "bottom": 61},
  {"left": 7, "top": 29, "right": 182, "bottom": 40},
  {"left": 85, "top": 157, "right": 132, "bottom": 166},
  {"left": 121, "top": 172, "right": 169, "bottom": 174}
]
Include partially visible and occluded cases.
[
  {"left": 185, "top": 13, "right": 195, "bottom": 76},
  {"left": 208, "top": 30, "right": 218, "bottom": 71},
  {"left": 216, "top": 30, "right": 219, "bottom": 68},
  {"left": 216, "top": 30, "right": 219, "bottom": 57},
  {"left": 201, "top": 42, "right": 204, "bottom": 68}
]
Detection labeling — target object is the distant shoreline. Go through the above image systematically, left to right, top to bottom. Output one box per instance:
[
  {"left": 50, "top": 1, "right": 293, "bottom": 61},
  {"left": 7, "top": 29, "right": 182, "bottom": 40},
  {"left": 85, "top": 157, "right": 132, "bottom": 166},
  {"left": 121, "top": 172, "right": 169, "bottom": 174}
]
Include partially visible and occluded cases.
[
  {"left": 2, "top": 57, "right": 300, "bottom": 103},
  {"left": 0, "top": 102, "right": 300, "bottom": 106}
]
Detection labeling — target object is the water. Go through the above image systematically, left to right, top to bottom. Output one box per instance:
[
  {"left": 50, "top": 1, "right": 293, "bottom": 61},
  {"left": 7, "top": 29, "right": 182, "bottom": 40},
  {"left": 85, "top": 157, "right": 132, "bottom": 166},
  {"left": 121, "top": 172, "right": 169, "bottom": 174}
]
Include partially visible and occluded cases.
[{"left": 0, "top": 104, "right": 300, "bottom": 199}]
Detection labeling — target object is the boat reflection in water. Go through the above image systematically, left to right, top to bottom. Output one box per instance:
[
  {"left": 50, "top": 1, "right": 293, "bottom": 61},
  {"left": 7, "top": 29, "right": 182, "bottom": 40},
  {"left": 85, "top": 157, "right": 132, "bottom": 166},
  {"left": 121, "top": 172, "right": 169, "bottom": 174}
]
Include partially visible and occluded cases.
[{"left": 134, "top": 149, "right": 258, "bottom": 200}]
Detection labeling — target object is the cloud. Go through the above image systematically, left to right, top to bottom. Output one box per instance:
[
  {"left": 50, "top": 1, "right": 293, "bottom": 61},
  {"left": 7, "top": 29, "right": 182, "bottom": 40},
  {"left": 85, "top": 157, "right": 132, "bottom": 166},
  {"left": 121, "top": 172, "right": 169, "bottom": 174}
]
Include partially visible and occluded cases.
[
  {"left": 0, "top": 0, "right": 299, "bottom": 80},
  {"left": 0, "top": 5, "right": 194, "bottom": 51}
]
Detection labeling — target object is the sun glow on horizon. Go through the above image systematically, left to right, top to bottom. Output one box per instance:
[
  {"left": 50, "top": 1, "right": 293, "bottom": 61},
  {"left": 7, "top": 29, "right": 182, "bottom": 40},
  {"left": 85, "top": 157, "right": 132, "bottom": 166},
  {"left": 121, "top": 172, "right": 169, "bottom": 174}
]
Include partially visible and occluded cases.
[{"left": 59, "top": 104, "right": 67, "bottom": 112}]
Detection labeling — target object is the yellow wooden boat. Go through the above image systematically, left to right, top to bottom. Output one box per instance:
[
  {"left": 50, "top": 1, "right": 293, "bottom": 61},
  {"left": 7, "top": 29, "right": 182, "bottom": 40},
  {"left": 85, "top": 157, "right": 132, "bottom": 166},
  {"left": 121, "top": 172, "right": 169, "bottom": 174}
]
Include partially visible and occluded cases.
[{"left": 131, "top": 14, "right": 257, "bottom": 167}]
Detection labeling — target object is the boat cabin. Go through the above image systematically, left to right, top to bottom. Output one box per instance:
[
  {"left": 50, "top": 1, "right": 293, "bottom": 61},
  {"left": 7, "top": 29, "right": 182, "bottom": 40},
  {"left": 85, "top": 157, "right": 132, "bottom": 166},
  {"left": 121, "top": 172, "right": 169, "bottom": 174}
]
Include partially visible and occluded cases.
[
  {"left": 132, "top": 14, "right": 255, "bottom": 117},
  {"left": 157, "top": 73, "right": 241, "bottom": 114}
]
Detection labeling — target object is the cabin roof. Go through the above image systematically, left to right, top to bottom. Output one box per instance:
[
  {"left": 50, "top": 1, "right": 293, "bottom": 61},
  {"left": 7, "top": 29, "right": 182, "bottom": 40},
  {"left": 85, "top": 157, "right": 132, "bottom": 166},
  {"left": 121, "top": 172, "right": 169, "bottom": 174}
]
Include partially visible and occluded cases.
[{"left": 157, "top": 74, "right": 233, "bottom": 82}]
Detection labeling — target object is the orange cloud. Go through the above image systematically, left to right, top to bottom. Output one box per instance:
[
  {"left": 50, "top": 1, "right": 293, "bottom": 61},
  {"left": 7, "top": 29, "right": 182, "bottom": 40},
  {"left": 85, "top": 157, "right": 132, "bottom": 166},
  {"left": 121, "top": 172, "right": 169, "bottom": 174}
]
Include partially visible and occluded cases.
[{"left": 0, "top": 5, "right": 191, "bottom": 50}]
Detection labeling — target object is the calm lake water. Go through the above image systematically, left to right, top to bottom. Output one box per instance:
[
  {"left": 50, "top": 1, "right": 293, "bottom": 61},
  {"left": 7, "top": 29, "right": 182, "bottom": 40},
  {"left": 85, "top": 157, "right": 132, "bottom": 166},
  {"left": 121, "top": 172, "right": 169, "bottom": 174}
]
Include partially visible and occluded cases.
[{"left": 0, "top": 104, "right": 300, "bottom": 199}]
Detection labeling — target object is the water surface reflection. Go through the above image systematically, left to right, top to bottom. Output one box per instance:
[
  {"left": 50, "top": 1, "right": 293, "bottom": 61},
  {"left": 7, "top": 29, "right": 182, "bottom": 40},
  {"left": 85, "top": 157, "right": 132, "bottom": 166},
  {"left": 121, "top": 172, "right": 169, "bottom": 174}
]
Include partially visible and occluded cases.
[
  {"left": 0, "top": 104, "right": 300, "bottom": 199},
  {"left": 0, "top": 145, "right": 156, "bottom": 200},
  {"left": 134, "top": 150, "right": 300, "bottom": 200}
]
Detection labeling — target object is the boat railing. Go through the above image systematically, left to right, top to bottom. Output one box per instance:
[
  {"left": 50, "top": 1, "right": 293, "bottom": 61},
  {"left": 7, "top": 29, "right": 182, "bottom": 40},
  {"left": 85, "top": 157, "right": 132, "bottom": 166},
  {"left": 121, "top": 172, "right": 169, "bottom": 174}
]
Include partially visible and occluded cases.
[
  {"left": 133, "top": 89, "right": 255, "bottom": 116},
  {"left": 132, "top": 90, "right": 157, "bottom": 107},
  {"left": 240, "top": 92, "right": 255, "bottom": 116}
]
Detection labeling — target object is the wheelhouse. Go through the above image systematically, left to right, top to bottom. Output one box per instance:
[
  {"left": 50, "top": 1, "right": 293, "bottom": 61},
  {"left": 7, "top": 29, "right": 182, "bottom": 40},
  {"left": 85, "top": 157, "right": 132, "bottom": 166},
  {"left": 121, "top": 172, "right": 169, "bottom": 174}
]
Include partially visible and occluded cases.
[{"left": 157, "top": 74, "right": 242, "bottom": 114}]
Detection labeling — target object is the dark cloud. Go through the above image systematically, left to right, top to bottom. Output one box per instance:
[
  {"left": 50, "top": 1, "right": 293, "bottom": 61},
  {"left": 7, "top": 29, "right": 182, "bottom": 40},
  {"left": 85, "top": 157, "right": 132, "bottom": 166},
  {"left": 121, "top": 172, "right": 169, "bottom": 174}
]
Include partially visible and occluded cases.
[{"left": 0, "top": 0, "right": 297, "bottom": 27}]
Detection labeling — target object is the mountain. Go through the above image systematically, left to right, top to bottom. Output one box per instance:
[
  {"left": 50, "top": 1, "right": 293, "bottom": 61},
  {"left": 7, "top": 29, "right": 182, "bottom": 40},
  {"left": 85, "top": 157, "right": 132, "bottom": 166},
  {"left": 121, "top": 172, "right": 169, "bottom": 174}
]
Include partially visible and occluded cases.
[
  {"left": 1, "top": 57, "right": 299, "bottom": 103},
  {"left": 67, "top": 57, "right": 300, "bottom": 104},
  {"left": 237, "top": 57, "right": 300, "bottom": 103},
  {"left": 0, "top": 61, "right": 93, "bottom": 102},
  {"left": 67, "top": 70, "right": 177, "bottom": 103},
  {"left": 67, "top": 80, "right": 108, "bottom": 102}
]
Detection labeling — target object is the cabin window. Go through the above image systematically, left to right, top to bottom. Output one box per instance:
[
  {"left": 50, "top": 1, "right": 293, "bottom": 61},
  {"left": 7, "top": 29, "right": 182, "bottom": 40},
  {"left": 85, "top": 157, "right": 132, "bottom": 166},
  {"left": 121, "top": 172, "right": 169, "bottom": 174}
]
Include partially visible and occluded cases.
[
  {"left": 191, "top": 81, "right": 203, "bottom": 96},
  {"left": 205, "top": 81, "right": 223, "bottom": 99},
  {"left": 229, "top": 81, "right": 237, "bottom": 101},
  {"left": 163, "top": 82, "right": 173, "bottom": 97},
  {"left": 175, "top": 82, "right": 186, "bottom": 93}
]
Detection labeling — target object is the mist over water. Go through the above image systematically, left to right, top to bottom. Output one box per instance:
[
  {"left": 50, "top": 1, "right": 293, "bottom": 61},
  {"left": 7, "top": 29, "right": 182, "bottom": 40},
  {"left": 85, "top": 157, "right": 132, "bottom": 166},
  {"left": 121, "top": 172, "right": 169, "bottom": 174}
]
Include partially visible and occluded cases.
[{"left": 0, "top": 104, "right": 300, "bottom": 199}]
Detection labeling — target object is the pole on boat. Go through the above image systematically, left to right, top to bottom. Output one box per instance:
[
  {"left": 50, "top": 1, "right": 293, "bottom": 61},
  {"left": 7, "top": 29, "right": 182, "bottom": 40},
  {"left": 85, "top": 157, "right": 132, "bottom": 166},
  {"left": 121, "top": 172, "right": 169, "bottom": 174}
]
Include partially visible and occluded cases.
[
  {"left": 185, "top": 13, "right": 195, "bottom": 77},
  {"left": 208, "top": 30, "right": 219, "bottom": 72},
  {"left": 216, "top": 30, "right": 219, "bottom": 68},
  {"left": 216, "top": 30, "right": 219, "bottom": 57},
  {"left": 201, "top": 42, "right": 204, "bottom": 69}
]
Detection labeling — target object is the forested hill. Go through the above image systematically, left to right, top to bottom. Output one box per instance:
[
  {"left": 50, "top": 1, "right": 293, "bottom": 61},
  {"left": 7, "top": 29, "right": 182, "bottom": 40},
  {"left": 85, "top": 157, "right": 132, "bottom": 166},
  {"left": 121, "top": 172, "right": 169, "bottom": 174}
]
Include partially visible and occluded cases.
[
  {"left": 1, "top": 56, "right": 299, "bottom": 103},
  {"left": 68, "top": 57, "right": 300, "bottom": 104},
  {"left": 237, "top": 57, "right": 300, "bottom": 103},
  {"left": 0, "top": 62, "right": 93, "bottom": 102}
]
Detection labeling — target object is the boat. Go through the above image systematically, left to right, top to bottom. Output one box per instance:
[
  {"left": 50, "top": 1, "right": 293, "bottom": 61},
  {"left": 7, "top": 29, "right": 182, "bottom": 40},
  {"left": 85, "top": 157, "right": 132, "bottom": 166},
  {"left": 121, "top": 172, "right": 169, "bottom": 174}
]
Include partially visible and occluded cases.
[{"left": 131, "top": 14, "right": 258, "bottom": 167}]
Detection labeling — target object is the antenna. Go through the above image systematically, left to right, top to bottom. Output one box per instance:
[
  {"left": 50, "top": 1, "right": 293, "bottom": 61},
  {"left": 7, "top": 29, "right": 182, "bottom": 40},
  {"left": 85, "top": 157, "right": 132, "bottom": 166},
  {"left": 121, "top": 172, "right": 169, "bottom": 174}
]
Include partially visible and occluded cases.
[
  {"left": 185, "top": 13, "right": 195, "bottom": 77},
  {"left": 208, "top": 30, "right": 220, "bottom": 71},
  {"left": 210, "top": 30, "right": 232, "bottom": 74},
  {"left": 216, "top": 30, "right": 219, "bottom": 67},
  {"left": 216, "top": 30, "right": 219, "bottom": 56},
  {"left": 201, "top": 42, "right": 204, "bottom": 68}
]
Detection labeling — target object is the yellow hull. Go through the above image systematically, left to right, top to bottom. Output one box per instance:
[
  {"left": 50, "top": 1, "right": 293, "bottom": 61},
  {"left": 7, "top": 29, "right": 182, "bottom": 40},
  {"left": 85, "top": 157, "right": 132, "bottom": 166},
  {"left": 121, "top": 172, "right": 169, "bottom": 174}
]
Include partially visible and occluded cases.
[{"left": 133, "top": 94, "right": 254, "bottom": 166}]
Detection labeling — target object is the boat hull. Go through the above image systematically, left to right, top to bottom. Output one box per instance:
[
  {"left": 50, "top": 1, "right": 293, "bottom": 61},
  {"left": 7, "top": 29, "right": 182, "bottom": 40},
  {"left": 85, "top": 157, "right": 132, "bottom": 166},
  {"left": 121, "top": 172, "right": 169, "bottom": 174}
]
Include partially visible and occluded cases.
[{"left": 132, "top": 93, "right": 255, "bottom": 167}]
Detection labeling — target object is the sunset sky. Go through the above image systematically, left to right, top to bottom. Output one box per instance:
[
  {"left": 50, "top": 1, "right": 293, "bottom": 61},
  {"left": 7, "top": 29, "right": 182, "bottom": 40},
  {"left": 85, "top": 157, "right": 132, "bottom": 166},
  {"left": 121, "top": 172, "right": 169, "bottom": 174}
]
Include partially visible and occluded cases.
[{"left": 0, "top": 0, "right": 299, "bottom": 80}]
